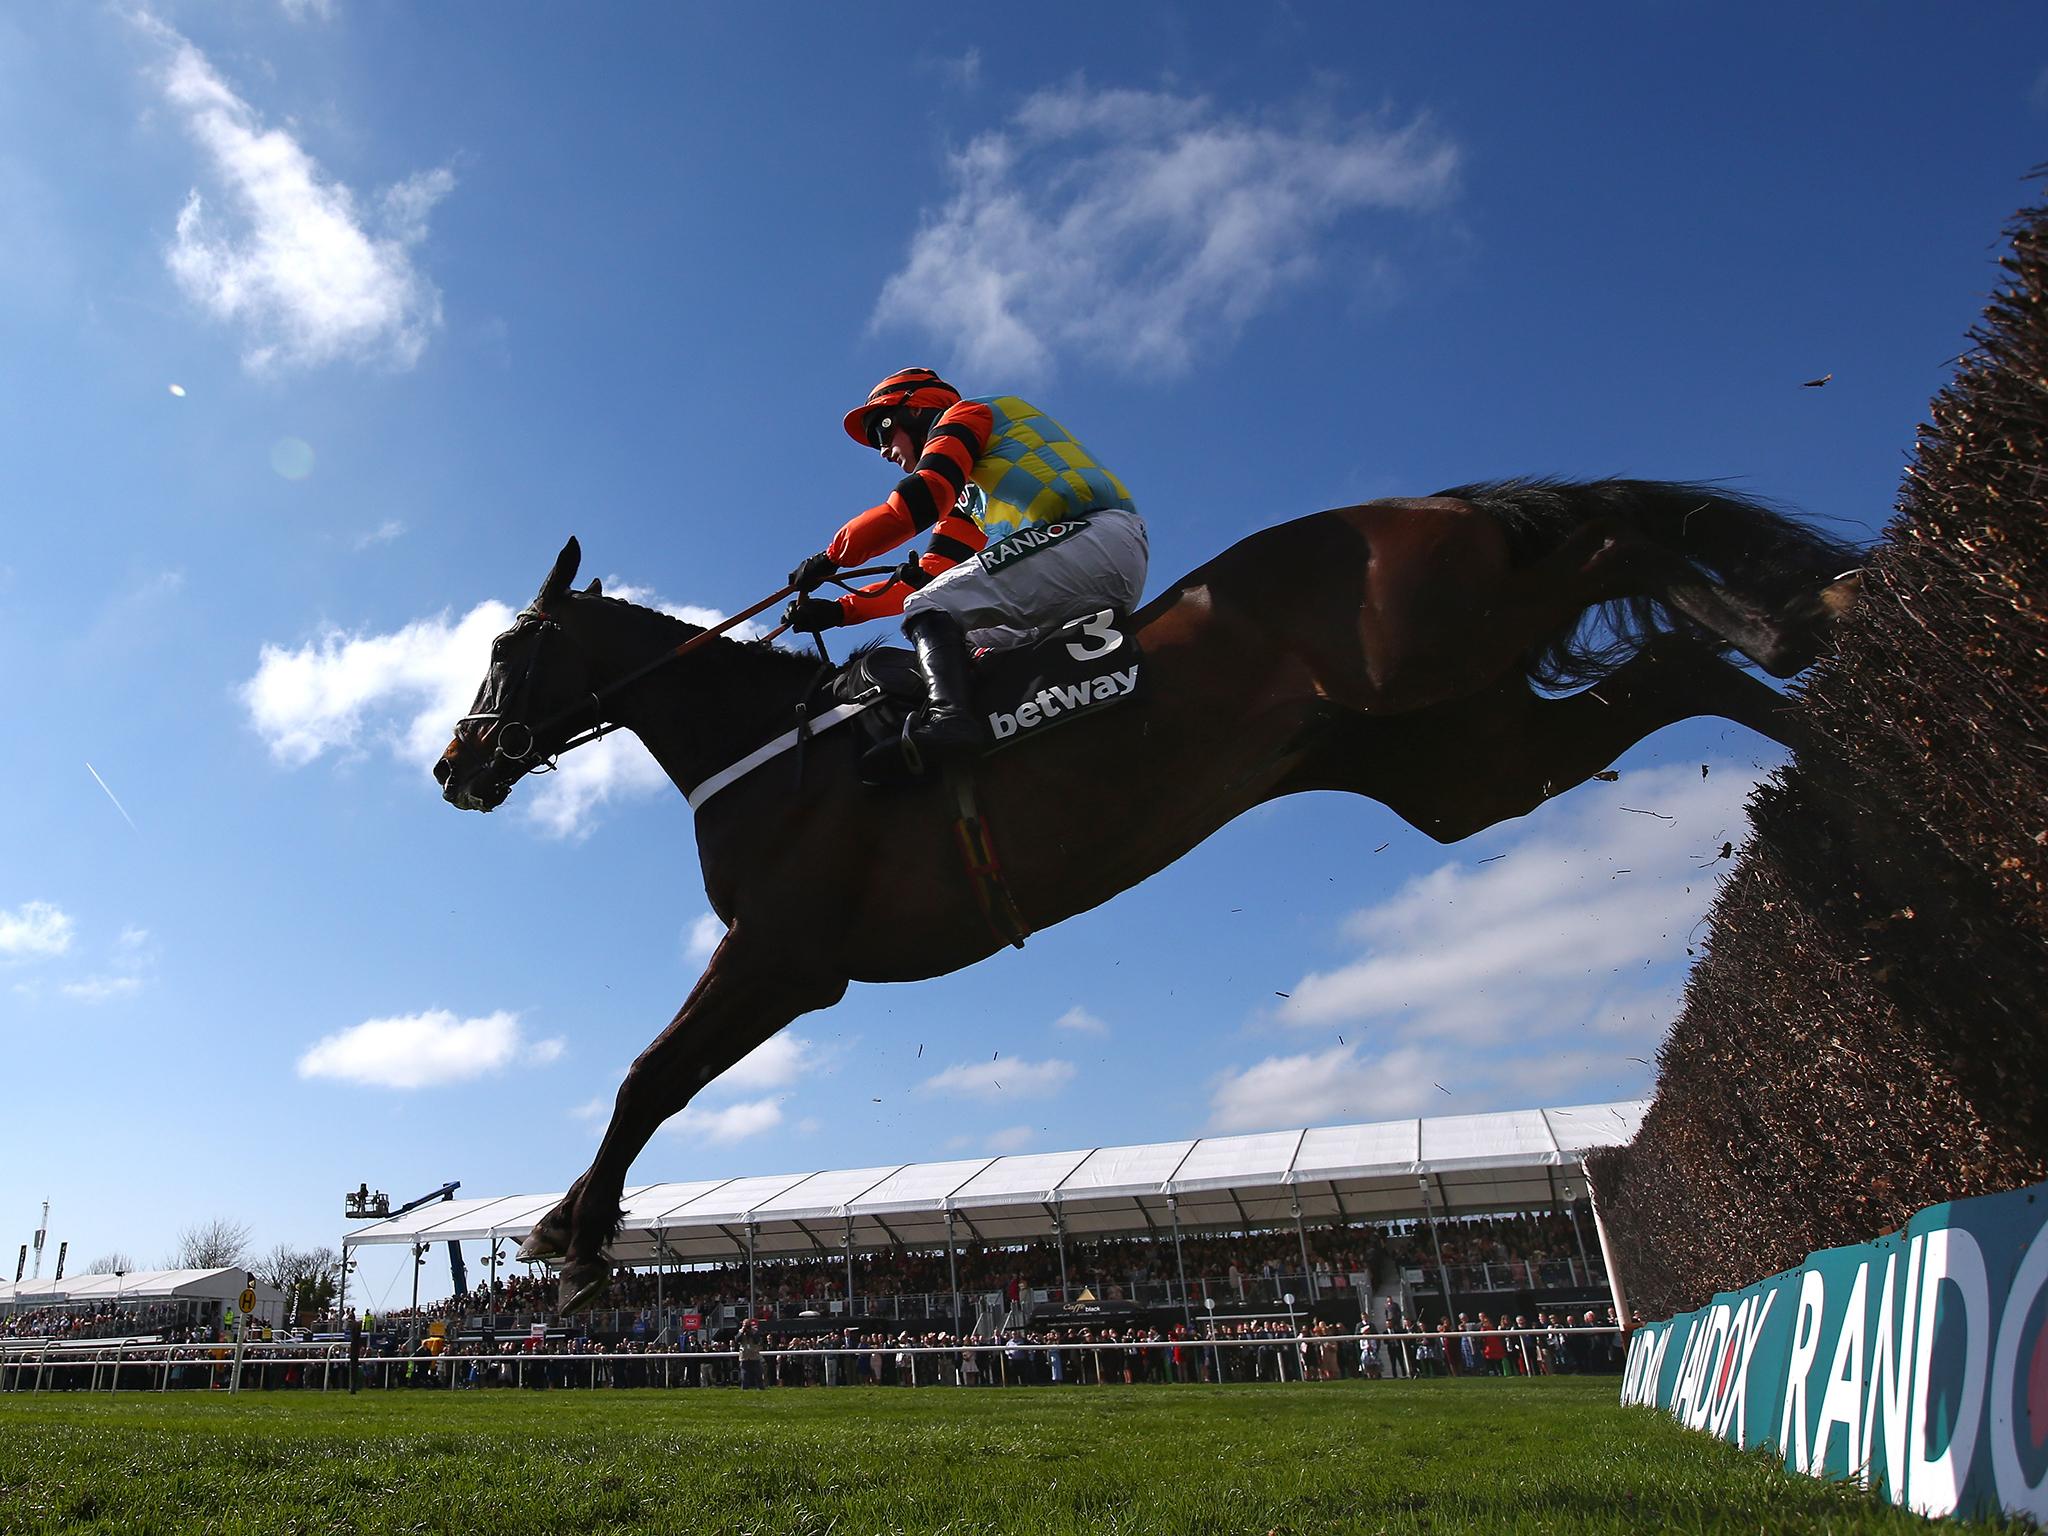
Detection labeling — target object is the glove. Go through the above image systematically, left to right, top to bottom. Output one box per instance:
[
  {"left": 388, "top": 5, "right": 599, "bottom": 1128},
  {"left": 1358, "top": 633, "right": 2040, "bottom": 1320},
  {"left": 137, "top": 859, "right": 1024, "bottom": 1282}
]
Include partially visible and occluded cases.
[
  {"left": 787, "top": 551, "right": 837, "bottom": 594},
  {"left": 781, "top": 596, "right": 845, "bottom": 633}
]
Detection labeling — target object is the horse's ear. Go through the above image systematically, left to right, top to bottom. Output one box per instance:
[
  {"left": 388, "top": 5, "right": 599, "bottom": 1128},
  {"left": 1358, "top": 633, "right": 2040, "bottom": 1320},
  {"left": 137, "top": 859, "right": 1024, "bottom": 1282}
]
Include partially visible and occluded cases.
[
  {"left": 538, "top": 537, "right": 581, "bottom": 608},
  {"left": 585, "top": 577, "right": 602, "bottom": 597}
]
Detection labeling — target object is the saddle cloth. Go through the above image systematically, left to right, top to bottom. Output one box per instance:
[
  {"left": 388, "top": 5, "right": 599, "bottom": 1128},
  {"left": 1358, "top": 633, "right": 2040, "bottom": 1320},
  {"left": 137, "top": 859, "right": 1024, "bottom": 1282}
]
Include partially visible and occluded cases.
[
  {"left": 831, "top": 607, "right": 1144, "bottom": 763},
  {"left": 687, "top": 609, "right": 1144, "bottom": 810}
]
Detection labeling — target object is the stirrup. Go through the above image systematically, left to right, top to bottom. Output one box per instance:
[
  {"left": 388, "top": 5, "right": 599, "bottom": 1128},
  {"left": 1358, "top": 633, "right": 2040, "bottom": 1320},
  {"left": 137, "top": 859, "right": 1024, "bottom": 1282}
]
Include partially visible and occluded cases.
[{"left": 860, "top": 717, "right": 928, "bottom": 787}]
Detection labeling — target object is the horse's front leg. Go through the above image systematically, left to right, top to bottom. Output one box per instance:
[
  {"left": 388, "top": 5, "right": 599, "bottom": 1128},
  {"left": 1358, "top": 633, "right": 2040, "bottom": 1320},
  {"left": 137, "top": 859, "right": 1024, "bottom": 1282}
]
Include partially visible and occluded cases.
[{"left": 515, "top": 928, "right": 846, "bottom": 1310}]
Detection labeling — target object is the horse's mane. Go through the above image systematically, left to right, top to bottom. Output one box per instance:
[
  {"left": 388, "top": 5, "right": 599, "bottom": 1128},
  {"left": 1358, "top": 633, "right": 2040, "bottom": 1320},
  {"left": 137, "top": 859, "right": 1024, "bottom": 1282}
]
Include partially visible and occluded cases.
[{"left": 562, "top": 587, "right": 836, "bottom": 712}]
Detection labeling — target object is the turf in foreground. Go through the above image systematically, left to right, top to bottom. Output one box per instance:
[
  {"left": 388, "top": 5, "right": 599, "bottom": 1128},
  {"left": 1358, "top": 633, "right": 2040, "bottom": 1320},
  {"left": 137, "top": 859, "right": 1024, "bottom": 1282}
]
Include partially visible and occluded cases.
[{"left": 0, "top": 1378, "right": 2030, "bottom": 1534}]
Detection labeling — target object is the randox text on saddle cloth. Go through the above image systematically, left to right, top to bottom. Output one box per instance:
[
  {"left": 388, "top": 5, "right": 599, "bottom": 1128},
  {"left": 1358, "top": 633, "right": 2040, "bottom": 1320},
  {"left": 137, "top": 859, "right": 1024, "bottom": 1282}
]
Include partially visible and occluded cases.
[
  {"left": 978, "top": 517, "right": 1089, "bottom": 571},
  {"left": 989, "top": 664, "right": 1139, "bottom": 741},
  {"left": 1619, "top": 1175, "right": 2048, "bottom": 1523}
]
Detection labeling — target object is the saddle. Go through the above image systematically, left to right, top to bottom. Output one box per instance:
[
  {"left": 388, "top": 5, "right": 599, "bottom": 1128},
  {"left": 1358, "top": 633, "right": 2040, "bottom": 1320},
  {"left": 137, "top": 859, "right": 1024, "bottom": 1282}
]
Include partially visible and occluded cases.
[{"left": 829, "top": 607, "right": 1144, "bottom": 783}]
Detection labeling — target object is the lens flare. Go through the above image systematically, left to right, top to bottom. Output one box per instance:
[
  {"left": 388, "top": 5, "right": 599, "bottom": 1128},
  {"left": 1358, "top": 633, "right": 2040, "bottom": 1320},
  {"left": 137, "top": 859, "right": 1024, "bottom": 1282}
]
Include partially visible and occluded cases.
[{"left": 270, "top": 437, "right": 315, "bottom": 480}]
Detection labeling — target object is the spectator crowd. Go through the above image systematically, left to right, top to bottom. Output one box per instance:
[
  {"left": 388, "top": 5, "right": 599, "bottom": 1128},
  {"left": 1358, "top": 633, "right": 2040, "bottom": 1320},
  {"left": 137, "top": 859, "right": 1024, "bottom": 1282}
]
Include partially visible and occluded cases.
[
  {"left": 368, "top": 1210, "right": 1597, "bottom": 1331},
  {"left": 3, "top": 1306, "right": 1625, "bottom": 1395}
]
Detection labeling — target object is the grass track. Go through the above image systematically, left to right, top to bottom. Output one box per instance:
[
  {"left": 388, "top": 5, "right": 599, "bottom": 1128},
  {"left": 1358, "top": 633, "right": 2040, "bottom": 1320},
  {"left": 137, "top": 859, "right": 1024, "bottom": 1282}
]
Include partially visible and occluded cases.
[{"left": 0, "top": 1379, "right": 2029, "bottom": 1534}]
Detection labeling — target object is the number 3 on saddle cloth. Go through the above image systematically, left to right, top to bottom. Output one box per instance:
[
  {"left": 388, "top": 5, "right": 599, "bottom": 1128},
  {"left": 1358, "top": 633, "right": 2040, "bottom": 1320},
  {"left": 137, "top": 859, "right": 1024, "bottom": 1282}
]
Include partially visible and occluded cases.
[{"left": 832, "top": 607, "right": 1144, "bottom": 786}]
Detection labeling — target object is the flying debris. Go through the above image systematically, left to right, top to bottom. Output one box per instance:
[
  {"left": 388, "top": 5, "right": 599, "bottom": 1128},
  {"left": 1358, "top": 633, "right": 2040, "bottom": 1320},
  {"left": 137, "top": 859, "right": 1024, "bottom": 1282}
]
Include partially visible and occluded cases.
[
  {"left": 1801, "top": 373, "right": 1833, "bottom": 387},
  {"left": 167, "top": 384, "right": 186, "bottom": 398},
  {"left": 1701, "top": 764, "right": 1709, "bottom": 778},
  {"left": 1592, "top": 770, "right": 1619, "bottom": 782},
  {"left": 1619, "top": 806, "right": 1674, "bottom": 821},
  {"left": 1372, "top": 842, "right": 1389, "bottom": 853},
  {"left": 1274, "top": 991, "right": 1290, "bottom": 999},
  {"left": 1433, "top": 1082, "right": 1450, "bottom": 1094}
]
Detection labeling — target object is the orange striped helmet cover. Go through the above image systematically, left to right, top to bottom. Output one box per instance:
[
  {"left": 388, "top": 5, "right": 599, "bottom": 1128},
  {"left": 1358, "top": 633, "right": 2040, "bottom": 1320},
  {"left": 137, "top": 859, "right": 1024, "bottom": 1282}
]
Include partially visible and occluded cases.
[{"left": 841, "top": 367, "right": 961, "bottom": 446}]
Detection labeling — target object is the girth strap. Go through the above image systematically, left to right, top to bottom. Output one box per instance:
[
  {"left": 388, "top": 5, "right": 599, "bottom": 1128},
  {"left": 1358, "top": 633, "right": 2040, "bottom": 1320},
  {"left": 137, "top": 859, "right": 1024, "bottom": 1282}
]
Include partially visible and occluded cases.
[{"left": 947, "top": 770, "right": 1029, "bottom": 950}]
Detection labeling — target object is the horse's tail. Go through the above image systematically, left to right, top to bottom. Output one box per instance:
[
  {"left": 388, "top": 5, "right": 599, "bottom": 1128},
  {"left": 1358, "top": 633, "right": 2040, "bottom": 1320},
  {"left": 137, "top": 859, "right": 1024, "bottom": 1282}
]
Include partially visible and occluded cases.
[{"left": 1440, "top": 477, "right": 1865, "bottom": 690}]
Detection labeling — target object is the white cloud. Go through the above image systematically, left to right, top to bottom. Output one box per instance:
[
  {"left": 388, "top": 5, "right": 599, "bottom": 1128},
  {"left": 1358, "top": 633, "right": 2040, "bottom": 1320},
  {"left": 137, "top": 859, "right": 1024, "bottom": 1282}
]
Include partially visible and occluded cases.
[
  {"left": 279, "top": 0, "right": 334, "bottom": 20},
  {"left": 140, "top": 15, "right": 450, "bottom": 372},
  {"left": 937, "top": 47, "right": 981, "bottom": 88},
  {"left": 873, "top": 80, "right": 1456, "bottom": 380},
  {"left": 355, "top": 520, "right": 406, "bottom": 551},
  {"left": 243, "top": 579, "right": 740, "bottom": 837},
  {"left": 242, "top": 600, "right": 512, "bottom": 768},
  {"left": 520, "top": 738, "right": 672, "bottom": 840},
  {"left": 1215, "top": 761, "right": 1762, "bottom": 1122},
  {"left": 1276, "top": 763, "right": 1758, "bottom": 1047},
  {"left": 0, "top": 901, "right": 74, "bottom": 960},
  {"left": 683, "top": 913, "right": 726, "bottom": 966},
  {"left": 45, "top": 920, "right": 162, "bottom": 1003},
  {"left": 60, "top": 975, "right": 144, "bottom": 1003},
  {"left": 1053, "top": 1005, "right": 1107, "bottom": 1035},
  {"left": 296, "top": 1008, "right": 559, "bottom": 1089},
  {"left": 716, "top": 1031, "right": 822, "bottom": 1092},
  {"left": 1208, "top": 1040, "right": 1653, "bottom": 1135},
  {"left": 1211, "top": 1042, "right": 1444, "bottom": 1133},
  {"left": 919, "top": 1055, "right": 1075, "bottom": 1100},
  {"left": 662, "top": 1096, "right": 784, "bottom": 1145},
  {"left": 984, "top": 1125, "right": 1035, "bottom": 1154}
]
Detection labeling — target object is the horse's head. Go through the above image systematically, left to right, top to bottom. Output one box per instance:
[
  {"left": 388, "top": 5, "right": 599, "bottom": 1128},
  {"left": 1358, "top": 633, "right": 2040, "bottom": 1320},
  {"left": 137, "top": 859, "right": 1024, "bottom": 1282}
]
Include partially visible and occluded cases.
[{"left": 435, "top": 537, "right": 603, "bottom": 812}]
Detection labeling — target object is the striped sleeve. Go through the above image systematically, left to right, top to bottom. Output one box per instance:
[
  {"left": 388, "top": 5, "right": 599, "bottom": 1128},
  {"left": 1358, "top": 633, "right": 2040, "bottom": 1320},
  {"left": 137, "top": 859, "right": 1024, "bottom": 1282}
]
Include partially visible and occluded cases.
[
  {"left": 824, "top": 400, "right": 993, "bottom": 567},
  {"left": 836, "top": 511, "right": 987, "bottom": 624}
]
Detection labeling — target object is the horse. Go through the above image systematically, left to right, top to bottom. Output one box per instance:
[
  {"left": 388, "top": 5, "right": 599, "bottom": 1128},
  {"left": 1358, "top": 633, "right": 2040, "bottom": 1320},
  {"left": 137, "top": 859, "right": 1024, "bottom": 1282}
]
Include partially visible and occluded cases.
[{"left": 434, "top": 478, "right": 1860, "bottom": 1311}]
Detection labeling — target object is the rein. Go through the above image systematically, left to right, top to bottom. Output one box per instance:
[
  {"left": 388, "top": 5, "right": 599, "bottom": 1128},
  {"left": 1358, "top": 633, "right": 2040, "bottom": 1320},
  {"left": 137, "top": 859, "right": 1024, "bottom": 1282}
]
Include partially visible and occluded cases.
[{"left": 462, "top": 567, "right": 896, "bottom": 780}]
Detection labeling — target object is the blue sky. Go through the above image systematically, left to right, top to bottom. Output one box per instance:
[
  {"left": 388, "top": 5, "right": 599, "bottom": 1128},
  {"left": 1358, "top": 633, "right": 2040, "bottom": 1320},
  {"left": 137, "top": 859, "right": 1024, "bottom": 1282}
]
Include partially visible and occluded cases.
[{"left": 2, "top": 3, "right": 2042, "bottom": 1309}]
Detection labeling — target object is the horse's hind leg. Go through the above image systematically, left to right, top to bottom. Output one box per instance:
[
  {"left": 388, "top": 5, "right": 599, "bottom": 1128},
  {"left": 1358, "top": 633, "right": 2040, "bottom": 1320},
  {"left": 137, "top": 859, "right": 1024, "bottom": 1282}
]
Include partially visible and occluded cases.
[
  {"left": 1584, "top": 534, "right": 1861, "bottom": 679},
  {"left": 1291, "top": 643, "right": 1810, "bottom": 843},
  {"left": 1439, "top": 647, "right": 1811, "bottom": 839},
  {"left": 519, "top": 930, "right": 846, "bottom": 1309}
]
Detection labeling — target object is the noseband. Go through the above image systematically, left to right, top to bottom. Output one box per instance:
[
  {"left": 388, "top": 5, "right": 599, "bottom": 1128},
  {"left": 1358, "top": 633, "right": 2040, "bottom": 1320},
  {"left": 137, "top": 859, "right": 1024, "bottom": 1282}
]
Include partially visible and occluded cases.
[{"left": 455, "top": 608, "right": 609, "bottom": 787}]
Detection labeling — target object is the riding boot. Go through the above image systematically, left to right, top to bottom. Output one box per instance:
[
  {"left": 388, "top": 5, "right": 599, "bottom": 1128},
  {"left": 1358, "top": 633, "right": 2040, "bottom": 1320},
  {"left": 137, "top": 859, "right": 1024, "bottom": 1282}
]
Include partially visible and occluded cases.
[{"left": 903, "top": 609, "right": 986, "bottom": 763}]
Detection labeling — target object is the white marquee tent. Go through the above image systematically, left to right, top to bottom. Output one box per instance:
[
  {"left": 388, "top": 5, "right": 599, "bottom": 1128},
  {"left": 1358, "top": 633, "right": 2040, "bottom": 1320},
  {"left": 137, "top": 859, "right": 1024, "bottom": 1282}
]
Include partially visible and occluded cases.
[
  {"left": 341, "top": 1100, "right": 1645, "bottom": 1271},
  {"left": 0, "top": 1267, "right": 284, "bottom": 1326}
]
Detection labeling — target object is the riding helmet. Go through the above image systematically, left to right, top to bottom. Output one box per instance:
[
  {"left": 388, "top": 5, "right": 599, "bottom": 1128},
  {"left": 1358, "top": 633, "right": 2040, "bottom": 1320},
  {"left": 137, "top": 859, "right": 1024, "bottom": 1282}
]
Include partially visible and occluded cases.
[{"left": 842, "top": 367, "right": 960, "bottom": 451}]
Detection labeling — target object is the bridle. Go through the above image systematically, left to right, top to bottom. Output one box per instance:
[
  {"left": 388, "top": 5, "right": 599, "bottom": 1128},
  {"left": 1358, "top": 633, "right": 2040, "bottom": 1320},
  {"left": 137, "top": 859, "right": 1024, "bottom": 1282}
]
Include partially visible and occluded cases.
[
  {"left": 450, "top": 566, "right": 897, "bottom": 794},
  {"left": 453, "top": 607, "right": 602, "bottom": 782}
]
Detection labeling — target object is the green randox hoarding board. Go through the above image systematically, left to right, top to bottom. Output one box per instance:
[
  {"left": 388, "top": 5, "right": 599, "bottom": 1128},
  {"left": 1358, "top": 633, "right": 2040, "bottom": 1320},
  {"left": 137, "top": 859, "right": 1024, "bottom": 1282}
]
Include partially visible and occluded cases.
[{"left": 1619, "top": 1178, "right": 2048, "bottom": 1520}]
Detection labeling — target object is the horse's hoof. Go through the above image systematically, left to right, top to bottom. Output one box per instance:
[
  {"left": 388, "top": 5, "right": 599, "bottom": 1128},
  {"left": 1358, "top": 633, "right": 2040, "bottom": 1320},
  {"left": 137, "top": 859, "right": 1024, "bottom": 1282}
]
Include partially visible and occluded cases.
[
  {"left": 1818, "top": 570, "right": 1863, "bottom": 620},
  {"left": 517, "top": 1218, "right": 569, "bottom": 1263},
  {"left": 558, "top": 1261, "right": 612, "bottom": 1314}
]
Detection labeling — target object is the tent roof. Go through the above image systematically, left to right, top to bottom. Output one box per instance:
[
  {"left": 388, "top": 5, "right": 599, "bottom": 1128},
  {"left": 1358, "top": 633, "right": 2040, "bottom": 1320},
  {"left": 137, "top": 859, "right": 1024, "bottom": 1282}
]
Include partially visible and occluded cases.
[
  {"left": 341, "top": 1100, "right": 1644, "bottom": 1266},
  {"left": 0, "top": 1267, "right": 282, "bottom": 1309}
]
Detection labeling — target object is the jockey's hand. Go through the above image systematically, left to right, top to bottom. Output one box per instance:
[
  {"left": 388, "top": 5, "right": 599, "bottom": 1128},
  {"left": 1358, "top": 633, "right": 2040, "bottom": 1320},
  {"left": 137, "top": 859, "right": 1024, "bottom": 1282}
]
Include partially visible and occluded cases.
[
  {"left": 788, "top": 551, "right": 837, "bottom": 594},
  {"left": 781, "top": 596, "right": 845, "bottom": 634}
]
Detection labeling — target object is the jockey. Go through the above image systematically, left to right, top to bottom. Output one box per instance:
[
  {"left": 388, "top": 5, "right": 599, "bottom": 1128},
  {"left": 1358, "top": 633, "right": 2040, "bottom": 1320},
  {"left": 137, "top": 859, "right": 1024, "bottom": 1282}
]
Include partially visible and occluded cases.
[{"left": 783, "top": 367, "right": 1147, "bottom": 761}]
